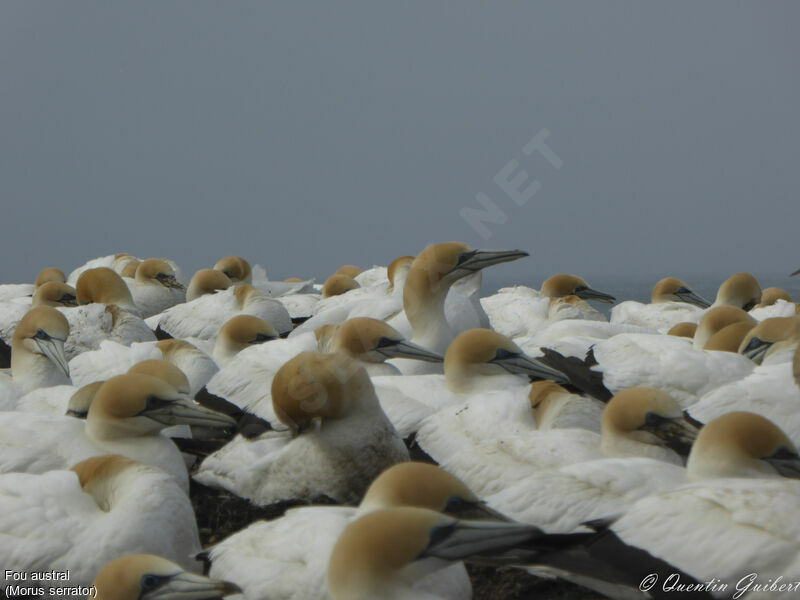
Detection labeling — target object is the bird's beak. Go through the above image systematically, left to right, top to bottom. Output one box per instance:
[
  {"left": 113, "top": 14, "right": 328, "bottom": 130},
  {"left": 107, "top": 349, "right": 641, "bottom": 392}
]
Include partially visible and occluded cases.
[
  {"left": 448, "top": 249, "right": 529, "bottom": 276},
  {"left": 158, "top": 274, "right": 186, "bottom": 291},
  {"left": 575, "top": 287, "right": 616, "bottom": 304},
  {"left": 675, "top": 288, "right": 711, "bottom": 308},
  {"left": 59, "top": 294, "right": 79, "bottom": 307},
  {"left": 34, "top": 337, "right": 70, "bottom": 379},
  {"left": 741, "top": 337, "right": 771, "bottom": 364},
  {"left": 374, "top": 338, "right": 443, "bottom": 363},
  {"left": 491, "top": 351, "right": 569, "bottom": 385},
  {"left": 139, "top": 396, "right": 237, "bottom": 429},
  {"left": 639, "top": 413, "right": 701, "bottom": 457},
  {"left": 764, "top": 448, "right": 800, "bottom": 479},
  {"left": 421, "top": 519, "right": 543, "bottom": 563},
  {"left": 148, "top": 571, "right": 242, "bottom": 599}
]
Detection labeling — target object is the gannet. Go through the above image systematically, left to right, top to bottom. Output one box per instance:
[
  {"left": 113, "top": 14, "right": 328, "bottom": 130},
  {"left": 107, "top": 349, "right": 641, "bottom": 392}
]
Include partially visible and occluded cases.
[
  {"left": 386, "top": 242, "right": 528, "bottom": 373},
  {"left": 66, "top": 253, "right": 142, "bottom": 285},
  {"left": 214, "top": 256, "right": 252, "bottom": 284},
  {"left": 126, "top": 258, "right": 186, "bottom": 318},
  {"left": 288, "top": 258, "right": 407, "bottom": 336},
  {"left": 120, "top": 260, "right": 141, "bottom": 278},
  {"left": 336, "top": 264, "right": 362, "bottom": 278},
  {"left": 34, "top": 267, "right": 66, "bottom": 287},
  {"left": 0, "top": 268, "right": 65, "bottom": 303},
  {"left": 60, "top": 268, "right": 156, "bottom": 357},
  {"left": 186, "top": 268, "right": 233, "bottom": 302},
  {"left": 711, "top": 272, "right": 761, "bottom": 311},
  {"left": 322, "top": 274, "right": 361, "bottom": 299},
  {"left": 482, "top": 274, "right": 614, "bottom": 339},
  {"left": 610, "top": 277, "right": 709, "bottom": 333},
  {"left": 0, "top": 282, "right": 77, "bottom": 348},
  {"left": 152, "top": 283, "right": 292, "bottom": 340},
  {"left": 758, "top": 286, "right": 792, "bottom": 307},
  {"left": 692, "top": 305, "right": 756, "bottom": 350},
  {"left": 0, "top": 306, "right": 70, "bottom": 409},
  {"left": 212, "top": 315, "right": 278, "bottom": 365},
  {"left": 738, "top": 316, "right": 800, "bottom": 364},
  {"left": 203, "top": 318, "right": 443, "bottom": 427},
  {"left": 689, "top": 318, "right": 800, "bottom": 442},
  {"left": 667, "top": 321, "right": 697, "bottom": 338},
  {"left": 703, "top": 321, "right": 755, "bottom": 352},
  {"left": 373, "top": 328, "right": 567, "bottom": 438},
  {"left": 592, "top": 330, "right": 754, "bottom": 407},
  {"left": 69, "top": 338, "right": 218, "bottom": 397},
  {"left": 194, "top": 351, "right": 409, "bottom": 505},
  {"left": 46, "top": 360, "right": 190, "bottom": 419},
  {"left": 0, "top": 373, "right": 235, "bottom": 492},
  {"left": 527, "top": 380, "right": 604, "bottom": 433},
  {"left": 415, "top": 387, "right": 700, "bottom": 498},
  {"left": 591, "top": 412, "right": 800, "bottom": 593},
  {"left": 0, "top": 455, "right": 202, "bottom": 590},
  {"left": 206, "top": 462, "right": 507, "bottom": 600},
  {"left": 327, "top": 507, "right": 546, "bottom": 600},
  {"left": 93, "top": 554, "right": 241, "bottom": 600}
]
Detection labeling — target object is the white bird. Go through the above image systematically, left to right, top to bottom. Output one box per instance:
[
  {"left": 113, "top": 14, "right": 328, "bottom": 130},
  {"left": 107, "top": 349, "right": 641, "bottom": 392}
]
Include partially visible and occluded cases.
[
  {"left": 386, "top": 242, "right": 529, "bottom": 374},
  {"left": 66, "top": 253, "right": 142, "bottom": 285},
  {"left": 214, "top": 255, "right": 252, "bottom": 284},
  {"left": 125, "top": 258, "right": 186, "bottom": 318},
  {"left": 0, "top": 267, "right": 66, "bottom": 303},
  {"left": 62, "top": 267, "right": 156, "bottom": 357},
  {"left": 185, "top": 268, "right": 233, "bottom": 302},
  {"left": 482, "top": 273, "right": 615, "bottom": 339},
  {"left": 610, "top": 277, "right": 710, "bottom": 333},
  {"left": 0, "top": 282, "right": 77, "bottom": 348},
  {"left": 152, "top": 283, "right": 292, "bottom": 339},
  {"left": 692, "top": 305, "right": 757, "bottom": 350},
  {"left": 0, "top": 306, "right": 70, "bottom": 409},
  {"left": 212, "top": 314, "right": 279, "bottom": 365},
  {"left": 204, "top": 317, "right": 443, "bottom": 427},
  {"left": 689, "top": 317, "right": 800, "bottom": 443},
  {"left": 373, "top": 328, "right": 567, "bottom": 437},
  {"left": 591, "top": 331, "right": 754, "bottom": 407},
  {"left": 69, "top": 338, "right": 218, "bottom": 396},
  {"left": 194, "top": 351, "right": 409, "bottom": 505},
  {"left": 0, "top": 373, "right": 235, "bottom": 492},
  {"left": 416, "top": 387, "right": 699, "bottom": 498},
  {"left": 595, "top": 412, "right": 800, "bottom": 594},
  {"left": 0, "top": 454, "right": 202, "bottom": 590},
  {"left": 207, "top": 462, "right": 504, "bottom": 600},
  {"left": 327, "top": 507, "right": 543, "bottom": 600},
  {"left": 92, "top": 554, "right": 241, "bottom": 600}
]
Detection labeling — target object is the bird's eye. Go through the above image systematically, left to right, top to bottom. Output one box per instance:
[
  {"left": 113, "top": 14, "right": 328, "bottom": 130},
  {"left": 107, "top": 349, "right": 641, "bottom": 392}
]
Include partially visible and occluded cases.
[
  {"left": 456, "top": 251, "right": 476, "bottom": 265},
  {"left": 573, "top": 285, "right": 588, "bottom": 293},
  {"left": 676, "top": 287, "right": 689, "bottom": 294},
  {"left": 743, "top": 301, "right": 756, "bottom": 311},
  {"left": 33, "top": 328, "right": 51, "bottom": 341},
  {"left": 253, "top": 333, "right": 275, "bottom": 343},
  {"left": 375, "top": 337, "right": 396, "bottom": 349},
  {"left": 493, "top": 348, "right": 517, "bottom": 361},
  {"left": 444, "top": 496, "right": 465, "bottom": 513},
  {"left": 140, "top": 574, "right": 161, "bottom": 591}
]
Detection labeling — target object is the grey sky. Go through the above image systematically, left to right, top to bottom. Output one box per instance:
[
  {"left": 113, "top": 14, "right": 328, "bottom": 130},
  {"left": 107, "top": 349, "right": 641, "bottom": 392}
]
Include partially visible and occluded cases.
[{"left": 2, "top": 2, "right": 799, "bottom": 296}]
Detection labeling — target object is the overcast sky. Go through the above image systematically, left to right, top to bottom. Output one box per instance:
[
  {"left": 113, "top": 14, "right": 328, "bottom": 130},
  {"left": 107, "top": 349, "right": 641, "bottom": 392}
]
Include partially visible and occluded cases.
[{"left": 2, "top": 2, "right": 798, "bottom": 296}]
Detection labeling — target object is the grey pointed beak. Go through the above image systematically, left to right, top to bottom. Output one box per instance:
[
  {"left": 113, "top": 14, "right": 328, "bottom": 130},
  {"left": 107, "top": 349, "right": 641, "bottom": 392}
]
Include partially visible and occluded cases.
[
  {"left": 449, "top": 249, "right": 529, "bottom": 276},
  {"left": 790, "top": 267, "right": 799, "bottom": 277},
  {"left": 158, "top": 274, "right": 186, "bottom": 291},
  {"left": 575, "top": 286, "right": 616, "bottom": 304},
  {"left": 675, "top": 288, "right": 711, "bottom": 308},
  {"left": 59, "top": 294, "right": 78, "bottom": 307},
  {"left": 34, "top": 337, "right": 70, "bottom": 379},
  {"left": 741, "top": 337, "right": 771, "bottom": 363},
  {"left": 375, "top": 338, "right": 443, "bottom": 363},
  {"left": 491, "top": 351, "right": 569, "bottom": 385},
  {"left": 139, "top": 396, "right": 237, "bottom": 429},
  {"left": 639, "top": 413, "right": 701, "bottom": 458},
  {"left": 764, "top": 449, "right": 800, "bottom": 479},
  {"left": 422, "top": 519, "right": 543, "bottom": 563},
  {"left": 149, "top": 571, "right": 242, "bottom": 599}
]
